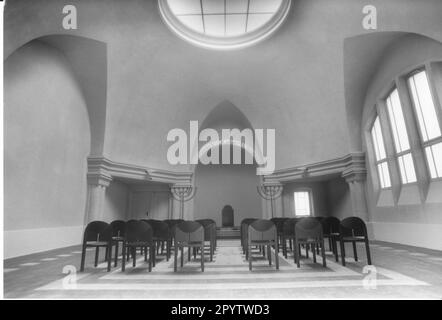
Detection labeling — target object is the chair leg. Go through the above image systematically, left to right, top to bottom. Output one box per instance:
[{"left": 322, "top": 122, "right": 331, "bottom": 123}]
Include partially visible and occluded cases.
[
  {"left": 282, "top": 236, "right": 287, "bottom": 258},
  {"left": 328, "top": 237, "right": 332, "bottom": 251},
  {"left": 334, "top": 238, "right": 339, "bottom": 262},
  {"left": 289, "top": 239, "right": 293, "bottom": 251},
  {"left": 321, "top": 239, "right": 327, "bottom": 268},
  {"left": 340, "top": 239, "right": 346, "bottom": 266},
  {"left": 365, "top": 239, "right": 372, "bottom": 265},
  {"left": 166, "top": 240, "right": 171, "bottom": 262},
  {"left": 295, "top": 240, "right": 300, "bottom": 268},
  {"left": 114, "top": 241, "right": 119, "bottom": 267},
  {"left": 352, "top": 241, "right": 358, "bottom": 261},
  {"left": 210, "top": 242, "right": 213, "bottom": 262},
  {"left": 275, "top": 242, "right": 279, "bottom": 270},
  {"left": 316, "top": 242, "right": 320, "bottom": 255},
  {"left": 122, "top": 243, "right": 126, "bottom": 272},
  {"left": 174, "top": 243, "right": 178, "bottom": 272},
  {"left": 80, "top": 244, "right": 86, "bottom": 272},
  {"left": 107, "top": 244, "right": 112, "bottom": 272},
  {"left": 312, "top": 244, "right": 317, "bottom": 263},
  {"left": 149, "top": 245, "right": 153, "bottom": 272},
  {"left": 201, "top": 245, "right": 204, "bottom": 272},
  {"left": 249, "top": 245, "right": 252, "bottom": 271},
  {"left": 268, "top": 245, "right": 272, "bottom": 266},
  {"left": 126, "top": 246, "right": 130, "bottom": 262},
  {"left": 144, "top": 246, "right": 148, "bottom": 262},
  {"left": 188, "top": 246, "right": 191, "bottom": 262},
  {"left": 262, "top": 246, "right": 266, "bottom": 258},
  {"left": 94, "top": 247, "right": 99, "bottom": 267},
  {"left": 105, "top": 247, "right": 108, "bottom": 262},
  {"left": 133, "top": 247, "right": 136, "bottom": 267},
  {"left": 181, "top": 247, "right": 184, "bottom": 267}
]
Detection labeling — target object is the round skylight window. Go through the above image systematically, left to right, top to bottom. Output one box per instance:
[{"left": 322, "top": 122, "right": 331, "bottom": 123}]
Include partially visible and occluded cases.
[{"left": 158, "top": 0, "right": 291, "bottom": 50}]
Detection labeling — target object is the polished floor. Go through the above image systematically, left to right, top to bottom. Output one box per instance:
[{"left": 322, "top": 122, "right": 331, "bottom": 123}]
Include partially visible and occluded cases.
[{"left": 4, "top": 240, "right": 442, "bottom": 299}]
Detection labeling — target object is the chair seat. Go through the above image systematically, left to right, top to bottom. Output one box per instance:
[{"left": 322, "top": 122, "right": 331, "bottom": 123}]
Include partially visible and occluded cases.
[
  {"left": 112, "top": 236, "right": 124, "bottom": 241},
  {"left": 342, "top": 236, "right": 366, "bottom": 241},
  {"left": 296, "top": 238, "right": 321, "bottom": 243},
  {"left": 250, "top": 240, "right": 276, "bottom": 245},
  {"left": 86, "top": 241, "right": 110, "bottom": 246},
  {"left": 126, "top": 241, "right": 152, "bottom": 247},
  {"left": 176, "top": 241, "right": 204, "bottom": 246}
]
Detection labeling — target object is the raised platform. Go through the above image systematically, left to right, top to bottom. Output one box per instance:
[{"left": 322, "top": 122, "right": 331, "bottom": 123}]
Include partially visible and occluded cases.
[{"left": 216, "top": 227, "right": 240, "bottom": 239}]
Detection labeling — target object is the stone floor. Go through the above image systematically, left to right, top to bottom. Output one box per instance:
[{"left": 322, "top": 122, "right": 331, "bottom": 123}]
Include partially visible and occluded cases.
[{"left": 4, "top": 240, "right": 442, "bottom": 299}]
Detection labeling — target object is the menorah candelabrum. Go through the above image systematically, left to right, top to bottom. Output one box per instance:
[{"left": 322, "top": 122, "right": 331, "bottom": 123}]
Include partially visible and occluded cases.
[
  {"left": 257, "top": 184, "right": 283, "bottom": 218},
  {"left": 170, "top": 185, "right": 197, "bottom": 220}
]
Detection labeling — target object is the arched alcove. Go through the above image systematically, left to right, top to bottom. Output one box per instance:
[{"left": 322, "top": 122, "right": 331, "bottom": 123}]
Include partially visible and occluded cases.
[
  {"left": 4, "top": 35, "right": 107, "bottom": 258},
  {"left": 193, "top": 101, "right": 262, "bottom": 225}
]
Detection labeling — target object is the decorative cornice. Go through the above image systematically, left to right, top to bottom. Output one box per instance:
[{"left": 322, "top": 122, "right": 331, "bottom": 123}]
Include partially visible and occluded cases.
[
  {"left": 262, "top": 152, "right": 367, "bottom": 184},
  {"left": 87, "top": 157, "right": 193, "bottom": 185}
]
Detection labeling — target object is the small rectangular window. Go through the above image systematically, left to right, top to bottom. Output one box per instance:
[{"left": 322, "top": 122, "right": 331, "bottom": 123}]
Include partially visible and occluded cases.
[
  {"left": 371, "top": 116, "right": 391, "bottom": 188},
  {"left": 425, "top": 142, "right": 442, "bottom": 179},
  {"left": 397, "top": 153, "right": 417, "bottom": 184},
  {"left": 294, "top": 191, "right": 311, "bottom": 216}
]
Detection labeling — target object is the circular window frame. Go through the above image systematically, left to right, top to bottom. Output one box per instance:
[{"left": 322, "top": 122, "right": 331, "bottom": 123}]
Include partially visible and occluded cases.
[{"left": 158, "top": 0, "right": 292, "bottom": 50}]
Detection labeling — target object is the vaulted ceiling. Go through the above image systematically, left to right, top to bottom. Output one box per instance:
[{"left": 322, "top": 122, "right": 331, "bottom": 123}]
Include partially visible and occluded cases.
[{"left": 4, "top": 0, "right": 442, "bottom": 171}]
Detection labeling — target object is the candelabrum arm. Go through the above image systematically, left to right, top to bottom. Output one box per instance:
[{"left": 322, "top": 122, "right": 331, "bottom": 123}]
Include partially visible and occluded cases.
[
  {"left": 256, "top": 185, "right": 283, "bottom": 200},
  {"left": 170, "top": 186, "right": 197, "bottom": 202}
]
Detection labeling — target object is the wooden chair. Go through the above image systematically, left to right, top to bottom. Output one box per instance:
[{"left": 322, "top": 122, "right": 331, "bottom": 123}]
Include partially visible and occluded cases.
[
  {"left": 270, "top": 217, "right": 289, "bottom": 251},
  {"left": 294, "top": 217, "right": 326, "bottom": 268},
  {"left": 321, "top": 217, "right": 340, "bottom": 261},
  {"left": 339, "top": 217, "right": 372, "bottom": 266},
  {"left": 240, "top": 218, "right": 257, "bottom": 258},
  {"left": 281, "top": 218, "right": 300, "bottom": 258},
  {"left": 196, "top": 219, "right": 217, "bottom": 261},
  {"left": 248, "top": 219, "right": 279, "bottom": 271},
  {"left": 110, "top": 220, "right": 126, "bottom": 267},
  {"left": 122, "top": 220, "right": 154, "bottom": 272},
  {"left": 145, "top": 220, "right": 172, "bottom": 262},
  {"left": 80, "top": 221, "right": 113, "bottom": 272},
  {"left": 174, "top": 221, "right": 205, "bottom": 272}
]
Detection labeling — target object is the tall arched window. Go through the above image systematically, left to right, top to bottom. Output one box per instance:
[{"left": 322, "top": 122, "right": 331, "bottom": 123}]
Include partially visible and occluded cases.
[
  {"left": 407, "top": 70, "right": 442, "bottom": 179},
  {"left": 385, "top": 87, "right": 417, "bottom": 184},
  {"left": 371, "top": 116, "right": 391, "bottom": 188}
]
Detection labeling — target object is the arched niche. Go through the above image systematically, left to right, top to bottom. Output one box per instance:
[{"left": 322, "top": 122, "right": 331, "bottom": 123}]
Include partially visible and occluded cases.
[
  {"left": 4, "top": 34, "right": 107, "bottom": 257},
  {"left": 193, "top": 101, "right": 262, "bottom": 225}
]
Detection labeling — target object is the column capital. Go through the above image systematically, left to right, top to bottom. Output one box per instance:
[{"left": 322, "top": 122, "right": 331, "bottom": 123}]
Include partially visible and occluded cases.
[
  {"left": 342, "top": 170, "right": 367, "bottom": 183},
  {"left": 87, "top": 172, "right": 112, "bottom": 187}
]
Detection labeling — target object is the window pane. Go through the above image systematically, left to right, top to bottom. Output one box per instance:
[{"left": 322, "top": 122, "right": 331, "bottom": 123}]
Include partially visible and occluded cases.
[
  {"left": 168, "top": 0, "right": 202, "bottom": 15},
  {"left": 204, "top": 14, "right": 225, "bottom": 36},
  {"left": 177, "top": 15, "right": 204, "bottom": 33},
  {"left": 408, "top": 70, "right": 441, "bottom": 142},
  {"left": 386, "top": 88, "right": 410, "bottom": 153},
  {"left": 371, "top": 116, "right": 387, "bottom": 161},
  {"left": 425, "top": 142, "right": 442, "bottom": 178},
  {"left": 398, "top": 153, "right": 417, "bottom": 184},
  {"left": 377, "top": 162, "right": 391, "bottom": 188},
  {"left": 294, "top": 191, "right": 311, "bottom": 216}
]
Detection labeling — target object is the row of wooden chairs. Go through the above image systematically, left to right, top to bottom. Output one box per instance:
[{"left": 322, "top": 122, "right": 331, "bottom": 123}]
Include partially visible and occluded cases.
[
  {"left": 241, "top": 216, "right": 372, "bottom": 269},
  {"left": 80, "top": 218, "right": 217, "bottom": 273}
]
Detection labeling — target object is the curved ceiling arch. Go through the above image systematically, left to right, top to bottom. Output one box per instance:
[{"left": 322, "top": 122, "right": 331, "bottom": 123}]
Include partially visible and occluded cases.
[
  {"left": 343, "top": 31, "right": 442, "bottom": 151},
  {"left": 6, "top": 34, "right": 108, "bottom": 156}
]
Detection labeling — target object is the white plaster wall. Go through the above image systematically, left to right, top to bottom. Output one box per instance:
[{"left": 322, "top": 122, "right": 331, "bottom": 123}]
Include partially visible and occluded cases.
[{"left": 4, "top": 41, "right": 90, "bottom": 258}]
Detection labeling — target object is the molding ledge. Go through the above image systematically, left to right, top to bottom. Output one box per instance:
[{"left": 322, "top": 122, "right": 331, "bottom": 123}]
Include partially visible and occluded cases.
[
  {"left": 263, "top": 152, "right": 367, "bottom": 184},
  {"left": 87, "top": 157, "right": 193, "bottom": 185}
]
